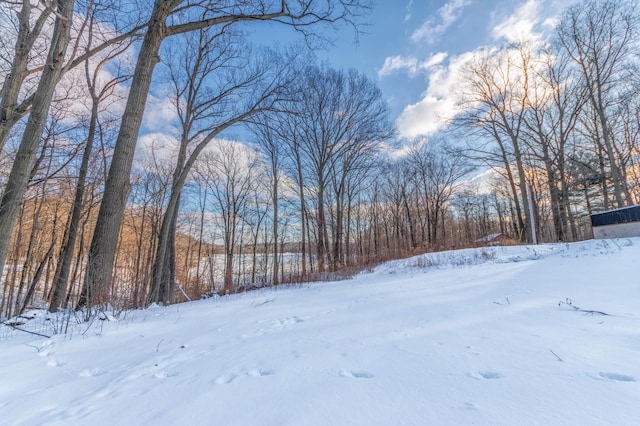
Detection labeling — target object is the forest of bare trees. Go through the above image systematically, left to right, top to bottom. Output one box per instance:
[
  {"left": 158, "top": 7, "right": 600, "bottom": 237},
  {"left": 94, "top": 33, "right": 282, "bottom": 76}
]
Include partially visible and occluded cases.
[{"left": 1, "top": 0, "right": 639, "bottom": 321}]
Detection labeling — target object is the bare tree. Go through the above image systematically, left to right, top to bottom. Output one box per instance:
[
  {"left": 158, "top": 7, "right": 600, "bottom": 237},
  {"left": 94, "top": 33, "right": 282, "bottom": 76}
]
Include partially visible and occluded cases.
[
  {"left": 0, "top": 0, "right": 75, "bottom": 302},
  {"left": 0, "top": 0, "right": 146, "bottom": 152},
  {"left": 82, "top": 0, "right": 369, "bottom": 309},
  {"left": 557, "top": 0, "right": 638, "bottom": 208},
  {"left": 0, "top": 1, "right": 51, "bottom": 151},
  {"left": 146, "top": 28, "right": 295, "bottom": 305},
  {"left": 49, "top": 32, "right": 130, "bottom": 312},
  {"left": 520, "top": 45, "right": 586, "bottom": 241},
  {"left": 456, "top": 46, "right": 534, "bottom": 241},
  {"left": 286, "top": 65, "right": 392, "bottom": 271},
  {"left": 249, "top": 114, "right": 286, "bottom": 286},
  {"left": 408, "top": 140, "right": 471, "bottom": 247},
  {"left": 198, "top": 142, "right": 258, "bottom": 294}
]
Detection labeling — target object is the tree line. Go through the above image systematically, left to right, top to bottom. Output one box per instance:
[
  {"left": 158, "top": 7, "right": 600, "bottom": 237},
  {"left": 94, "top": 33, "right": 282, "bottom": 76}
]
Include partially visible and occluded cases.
[
  {"left": 0, "top": 0, "right": 638, "bottom": 321},
  {"left": 454, "top": 0, "right": 640, "bottom": 243}
]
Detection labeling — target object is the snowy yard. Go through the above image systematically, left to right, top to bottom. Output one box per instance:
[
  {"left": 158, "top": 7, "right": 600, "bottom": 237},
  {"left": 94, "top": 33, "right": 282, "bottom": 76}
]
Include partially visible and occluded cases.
[{"left": 1, "top": 238, "right": 639, "bottom": 425}]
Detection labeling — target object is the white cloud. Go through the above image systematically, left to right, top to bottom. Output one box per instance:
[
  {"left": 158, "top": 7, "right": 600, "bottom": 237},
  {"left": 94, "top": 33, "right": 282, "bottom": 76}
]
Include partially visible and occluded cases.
[
  {"left": 395, "top": 0, "right": 559, "bottom": 139},
  {"left": 405, "top": 0, "right": 415, "bottom": 22},
  {"left": 411, "top": 0, "right": 472, "bottom": 44},
  {"left": 492, "top": 0, "right": 541, "bottom": 43},
  {"left": 396, "top": 50, "right": 476, "bottom": 138},
  {"left": 378, "top": 52, "right": 447, "bottom": 78},
  {"left": 424, "top": 52, "right": 449, "bottom": 69},
  {"left": 142, "top": 90, "right": 180, "bottom": 134},
  {"left": 135, "top": 132, "right": 180, "bottom": 167},
  {"left": 457, "top": 167, "right": 503, "bottom": 195}
]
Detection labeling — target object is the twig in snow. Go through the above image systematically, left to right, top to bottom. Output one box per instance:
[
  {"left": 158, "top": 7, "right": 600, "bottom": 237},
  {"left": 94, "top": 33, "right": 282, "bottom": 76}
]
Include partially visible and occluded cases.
[
  {"left": 252, "top": 297, "right": 276, "bottom": 308},
  {"left": 493, "top": 297, "right": 511, "bottom": 306},
  {"left": 558, "top": 298, "right": 610, "bottom": 316},
  {"left": 2, "top": 322, "right": 51, "bottom": 338},
  {"left": 23, "top": 343, "right": 46, "bottom": 352},
  {"left": 549, "top": 349, "right": 563, "bottom": 362}
]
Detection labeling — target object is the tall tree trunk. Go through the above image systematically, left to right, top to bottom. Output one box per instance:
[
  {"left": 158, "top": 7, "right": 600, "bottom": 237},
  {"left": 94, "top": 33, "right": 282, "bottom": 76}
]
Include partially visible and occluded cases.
[
  {"left": 0, "top": 0, "right": 75, "bottom": 292},
  {"left": 79, "top": 2, "right": 172, "bottom": 309},
  {"left": 0, "top": 3, "right": 50, "bottom": 151},
  {"left": 49, "top": 96, "right": 99, "bottom": 312},
  {"left": 294, "top": 145, "right": 307, "bottom": 278},
  {"left": 272, "top": 178, "right": 279, "bottom": 285},
  {"left": 316, "top": 181, "right": 327, "bottom": 271},
  {"left": 149, "top": 189, "right": 181, "bottom": 305},
  {"left": 196, "top": 189, "right": 207, "bottom": 287},
  {"left": 332, "top": 191, "right": 344, "bottom": 269},
  {"left": 223, "top": 228, "right": 234, "bottom": 294},
  {"left": 20, "top": 237, "right": 56, "bottom": 315}
]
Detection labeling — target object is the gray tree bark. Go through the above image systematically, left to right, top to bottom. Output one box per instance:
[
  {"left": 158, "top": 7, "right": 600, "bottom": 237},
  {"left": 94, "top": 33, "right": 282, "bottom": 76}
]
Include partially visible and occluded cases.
[
  {"left": 0, "top": 0, "right": 75, "bottom": 292},
  {"left": 81, "top": 0, "right": 364, "bottom": 308},
  {"left": 0, "top": 2, "right": 51, "bottom": 151}
]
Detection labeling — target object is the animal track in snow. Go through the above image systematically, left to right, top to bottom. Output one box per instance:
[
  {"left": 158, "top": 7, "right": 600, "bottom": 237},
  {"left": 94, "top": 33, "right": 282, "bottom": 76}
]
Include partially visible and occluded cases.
[
  {"left": 272, "top": 317, "right": 304, "bottom": 328},
  {"left": 38, "top": 344, "right": 67, "bottom": 368},
  {"left": 39, "top": 349, "right": 66, "bottom": 368},
  {"left": 46, "top": 359, "right": 66, "bottom": 367},
  {"left": 78, "top": 368, "right": 108, "bottom": 377},
  {"left": 247, "top": 368, "right": 275, "bottom": 377},
  {"left": 339, "top": 369, "right": 374, "bottom": 379},
  {"left": 153, "top": 371, "right": 179, "bottom": 379},
  {"left": 468, "top": 371, "right": 503, "bottom": 380},
  {"left": 597, "top": 372, "right": 635, "bottom": 382},
  {"left": 212, "top": 373, "right": 237, "bottom": 385},
  {"left": 462, "top": 402, "right": 479, "bottom": 411}
]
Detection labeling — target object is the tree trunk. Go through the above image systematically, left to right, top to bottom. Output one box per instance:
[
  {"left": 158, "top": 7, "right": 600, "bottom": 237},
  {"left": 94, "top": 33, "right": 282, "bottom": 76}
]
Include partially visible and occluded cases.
[
  {"left": 0, "top": 0, "right": 75, "bottom": 293},
  {"left": 78, "top": 2, "right": 172, "bottom": 309},
  {"left": 0, "top": 3, "right": 50, "bottom": 151},
  {"left": 49, "top": 96, "right": 99, "bottom": 312},
  {"left": 272, "top": 177, "right": 279, "bottom": 285},
  {"left": 316, "top": 181, "right": 327, "bottom": 271},
  {"left": 149, "top": 189, "right": 181, "bottom": 305},
  {"left": 223, "top": 229, "right": 234, "bottom": 294},
  {"left": 20, "top": 237, "right": 56, "bottom": 315}
]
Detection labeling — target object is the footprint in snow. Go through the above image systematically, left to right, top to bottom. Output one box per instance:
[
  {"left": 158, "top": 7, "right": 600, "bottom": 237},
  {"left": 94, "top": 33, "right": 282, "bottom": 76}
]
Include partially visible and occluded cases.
[
  {"left": 272, "top": 317, "right": 304, "bottom": 328},
  {"left": 46, "top": 359, "right": 66, "bottom": 367},
  {"left": 79, "top": 368, "right": 108, "bottom": 377},
  {"left": 247, "top": 368, "right": 275, "bottom": 377},
  {"left": 339, "top": 369, "right": 374, "bottom": 379},
  {"left": 153, "top": 371, "right": 179, "bottom": 379},
  {"left": 468, "top": 371, "right": 503, "bottom": 380},
  {"left": 597, "top": 372, "right": 635, "bottom": 382},
  {"left": 212, "top": 373, "right": 237, "bottom": 385},
  {"left": 462, "top": 402, "right": 479, "bottom": 411}
]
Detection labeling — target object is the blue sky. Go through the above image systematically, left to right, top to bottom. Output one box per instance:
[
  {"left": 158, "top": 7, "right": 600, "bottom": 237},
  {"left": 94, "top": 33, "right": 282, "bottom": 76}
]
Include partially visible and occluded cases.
[
  {"left": 138, "top": 0, "right": 573, "bottom": 157},
  {"left": 306, "top": 0, "right": 571, "bottom": 139}
]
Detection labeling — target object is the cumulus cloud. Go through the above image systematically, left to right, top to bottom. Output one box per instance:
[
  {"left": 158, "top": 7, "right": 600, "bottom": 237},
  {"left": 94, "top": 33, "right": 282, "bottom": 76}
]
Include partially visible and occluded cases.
[
  {"left": 394, "top": 0, "right": 558, "bottom": 139},
  {"left": 411, "top": 0, "right": 472, "bottom": 44},
  {"left": 492, "top": 0, "right": 541, "bottom": 43},
  {"left": 395, "top": 51, "right": 476, "bottom": 138},
  {"left": 378, "top": 52, "right": 448, "bottom": 78},
  {"left": 142, "top": 90, "right": 180, "bottom": 134},
  {"left": 135, "top": 132, "right": 180, "bottom": 166}
]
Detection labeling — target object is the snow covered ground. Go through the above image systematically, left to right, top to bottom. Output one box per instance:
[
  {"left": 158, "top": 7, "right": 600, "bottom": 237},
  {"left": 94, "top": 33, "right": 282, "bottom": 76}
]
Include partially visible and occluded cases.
[{"left": 2, "top": 238, "right": 640, "bottom": 425}]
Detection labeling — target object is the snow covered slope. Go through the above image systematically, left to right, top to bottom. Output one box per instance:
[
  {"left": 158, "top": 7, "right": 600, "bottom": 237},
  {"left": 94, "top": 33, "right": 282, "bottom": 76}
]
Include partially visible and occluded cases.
[{"left": 1, "top": 239, "right": 639, "bottom": 425}]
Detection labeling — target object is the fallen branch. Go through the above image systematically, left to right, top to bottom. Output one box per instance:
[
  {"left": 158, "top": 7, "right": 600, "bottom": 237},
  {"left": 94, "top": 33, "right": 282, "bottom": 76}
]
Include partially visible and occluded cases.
[
  {"left": 558, "top": 298, "right": 610, "bottom": 316},
  {"left": 2, "top": 322, "right": 51, "bottom": 338}
]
